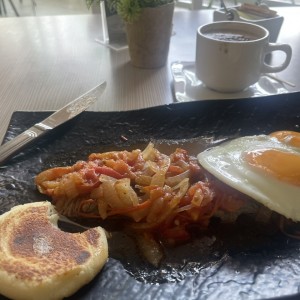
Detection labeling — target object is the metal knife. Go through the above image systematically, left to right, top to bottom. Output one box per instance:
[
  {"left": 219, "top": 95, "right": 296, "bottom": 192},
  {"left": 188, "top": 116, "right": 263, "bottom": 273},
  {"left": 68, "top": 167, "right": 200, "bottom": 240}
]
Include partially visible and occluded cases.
[{"left": 0, "top": 81, "right": 106, "bottom": 165}]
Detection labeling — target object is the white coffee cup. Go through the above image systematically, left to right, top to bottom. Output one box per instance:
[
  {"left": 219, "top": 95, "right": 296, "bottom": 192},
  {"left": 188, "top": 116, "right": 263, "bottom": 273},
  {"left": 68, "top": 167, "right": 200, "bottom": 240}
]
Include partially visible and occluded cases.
[{"left": 195, "top": 21, "right": 292, "bottom": 93}]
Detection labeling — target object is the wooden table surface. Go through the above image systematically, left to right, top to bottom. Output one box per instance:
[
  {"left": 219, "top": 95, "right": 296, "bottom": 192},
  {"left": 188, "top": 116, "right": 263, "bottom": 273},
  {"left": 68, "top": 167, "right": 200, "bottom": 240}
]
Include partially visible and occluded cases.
[{"left": 0, "top": 7, "right": 299, "bottom": 143}]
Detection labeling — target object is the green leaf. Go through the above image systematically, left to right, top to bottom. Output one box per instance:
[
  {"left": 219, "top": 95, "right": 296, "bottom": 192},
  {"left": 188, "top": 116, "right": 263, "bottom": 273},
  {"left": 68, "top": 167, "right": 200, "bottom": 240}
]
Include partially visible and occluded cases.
[
  {"left": 86, "top": 0, "right": 173, "bottom": 21},
  {"left": 117, "top": 0, "right": 142, "bottom": 23}
]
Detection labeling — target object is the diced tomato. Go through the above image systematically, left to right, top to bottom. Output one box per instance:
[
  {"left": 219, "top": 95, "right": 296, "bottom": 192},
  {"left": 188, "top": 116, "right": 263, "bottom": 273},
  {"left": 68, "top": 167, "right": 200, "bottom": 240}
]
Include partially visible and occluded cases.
[
  {"left": 171, "top": 148, "right": 189, "bottom": 163},
  {"left": 168, "top": 165, "right": 184, "bottom": 174},
  {"left": 94, "top": 166, "right": 124, "bottom": 179},
  {"left": 83, "top": 169, "right": 98, "bottom": 183},
  {"left": 179, "top": 181, "right": 205, "bottom": 206},
  {"left": 179, "top": 194, "right": 191, "bottom": 207}
]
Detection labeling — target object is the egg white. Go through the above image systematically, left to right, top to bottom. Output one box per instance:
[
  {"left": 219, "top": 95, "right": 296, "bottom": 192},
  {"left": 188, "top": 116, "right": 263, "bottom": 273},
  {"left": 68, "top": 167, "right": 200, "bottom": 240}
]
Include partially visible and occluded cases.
[{"left": 197, "top": 135, "right": 300, "bottom": 221}]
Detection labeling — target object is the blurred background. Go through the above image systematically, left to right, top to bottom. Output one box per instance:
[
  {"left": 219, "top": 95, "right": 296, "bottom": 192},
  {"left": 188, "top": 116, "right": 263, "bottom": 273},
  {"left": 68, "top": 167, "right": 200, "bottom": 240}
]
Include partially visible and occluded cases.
[{"left": 1, "top": 0, "right": 298, "bottom": 18}]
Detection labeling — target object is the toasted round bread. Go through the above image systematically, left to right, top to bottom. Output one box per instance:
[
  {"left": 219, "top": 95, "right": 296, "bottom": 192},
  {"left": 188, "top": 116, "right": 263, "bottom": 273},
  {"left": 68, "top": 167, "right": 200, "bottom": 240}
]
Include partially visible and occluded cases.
[{"left": 0, "top": 201, "right": 108, "bottom": 300}]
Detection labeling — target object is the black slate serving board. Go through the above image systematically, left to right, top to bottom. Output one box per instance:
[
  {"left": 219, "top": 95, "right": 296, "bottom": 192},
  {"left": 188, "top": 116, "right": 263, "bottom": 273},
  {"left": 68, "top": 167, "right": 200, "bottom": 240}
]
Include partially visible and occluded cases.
[{"left": 1, "top": 93, "right": 300, "bottom": 300}]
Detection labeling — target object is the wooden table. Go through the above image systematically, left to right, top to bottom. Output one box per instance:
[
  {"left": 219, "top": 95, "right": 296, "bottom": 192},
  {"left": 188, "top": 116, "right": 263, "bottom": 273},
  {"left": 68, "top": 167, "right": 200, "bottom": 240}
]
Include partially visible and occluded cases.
[{"left": 0, "top": 7, "right": 299, "bottom": 143}]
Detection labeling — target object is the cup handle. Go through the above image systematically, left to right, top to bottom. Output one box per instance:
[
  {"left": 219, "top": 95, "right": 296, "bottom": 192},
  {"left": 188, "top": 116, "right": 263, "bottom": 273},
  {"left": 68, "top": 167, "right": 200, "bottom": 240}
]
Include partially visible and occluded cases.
[{"left": 261, "top": 43, "right": 292, "bottom": 73}]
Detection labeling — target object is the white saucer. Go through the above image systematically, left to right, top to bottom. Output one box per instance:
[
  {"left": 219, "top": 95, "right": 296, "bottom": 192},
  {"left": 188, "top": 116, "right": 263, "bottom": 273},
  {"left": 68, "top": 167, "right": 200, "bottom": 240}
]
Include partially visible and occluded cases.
[{"left": 171, "top": 61, "right": 289, "bottom": 102}]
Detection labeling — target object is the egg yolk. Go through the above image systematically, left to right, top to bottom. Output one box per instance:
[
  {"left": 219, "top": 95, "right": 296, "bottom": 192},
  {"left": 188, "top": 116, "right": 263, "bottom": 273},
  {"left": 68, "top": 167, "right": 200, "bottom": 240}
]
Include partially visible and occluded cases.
[
  {"left": 270, "top": 131, "right": 300, "bottom": 148},
  {"left": 245, "top": 149, "right": 300, "bottom": 186}
]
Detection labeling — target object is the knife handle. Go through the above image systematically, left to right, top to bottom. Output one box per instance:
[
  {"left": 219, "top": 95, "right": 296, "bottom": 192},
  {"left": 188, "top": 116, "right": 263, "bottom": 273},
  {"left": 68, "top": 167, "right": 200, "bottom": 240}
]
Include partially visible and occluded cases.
[{"left": 0, "top": 125, "right": 46, "bottom": 165}]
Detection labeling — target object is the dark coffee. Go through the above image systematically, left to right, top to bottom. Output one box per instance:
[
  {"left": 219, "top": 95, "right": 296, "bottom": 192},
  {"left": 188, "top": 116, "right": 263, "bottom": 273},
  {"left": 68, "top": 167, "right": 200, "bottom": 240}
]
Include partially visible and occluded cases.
[{"left": 204, "top": 29, "right": 259, "bottom": 42}]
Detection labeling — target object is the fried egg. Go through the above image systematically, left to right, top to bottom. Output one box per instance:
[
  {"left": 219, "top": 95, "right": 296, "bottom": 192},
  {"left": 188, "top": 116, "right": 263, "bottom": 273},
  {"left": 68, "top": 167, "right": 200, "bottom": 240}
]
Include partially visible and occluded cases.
[{"left": 197, "top": 131, "right": 300, "bottom": 221}]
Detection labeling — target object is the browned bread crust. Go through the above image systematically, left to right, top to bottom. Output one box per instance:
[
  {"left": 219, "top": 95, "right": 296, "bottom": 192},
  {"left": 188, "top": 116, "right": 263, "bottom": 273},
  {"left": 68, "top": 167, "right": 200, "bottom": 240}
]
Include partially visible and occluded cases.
[{"left": 0, "top": 201, "right": 108, "bottom": 300}]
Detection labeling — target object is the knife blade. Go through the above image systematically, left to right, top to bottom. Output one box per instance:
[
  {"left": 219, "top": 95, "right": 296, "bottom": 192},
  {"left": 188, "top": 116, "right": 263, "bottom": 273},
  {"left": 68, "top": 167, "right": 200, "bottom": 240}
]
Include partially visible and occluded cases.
[{"left": 0, "top": 81, "right": 106, "bottom": 165}]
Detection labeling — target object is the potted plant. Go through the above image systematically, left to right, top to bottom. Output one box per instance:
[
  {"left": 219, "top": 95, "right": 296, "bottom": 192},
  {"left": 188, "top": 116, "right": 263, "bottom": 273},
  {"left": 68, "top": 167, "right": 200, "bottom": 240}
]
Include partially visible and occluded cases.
[{"left": 87, "top": 0, "right": 175, "bottom": 68}]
